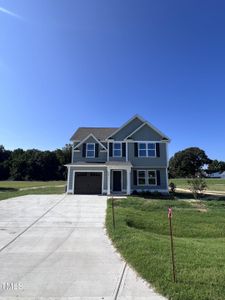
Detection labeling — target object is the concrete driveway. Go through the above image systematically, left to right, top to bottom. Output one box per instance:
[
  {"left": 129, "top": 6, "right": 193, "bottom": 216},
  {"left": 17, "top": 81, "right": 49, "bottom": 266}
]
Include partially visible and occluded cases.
[{"left": 0, "top": 194, "right": 165, "bottom": 300}]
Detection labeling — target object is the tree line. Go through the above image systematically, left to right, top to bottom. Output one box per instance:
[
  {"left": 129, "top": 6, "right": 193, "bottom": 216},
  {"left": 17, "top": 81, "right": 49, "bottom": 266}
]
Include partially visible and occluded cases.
[
  {"left": 0, "top": 145, "right": 71, "bottom": 181},
  {"left": 0, "top": 145, "right": 224, "bottom": 181},
  {"left": 169, "top": 147, "right": 225, "bottom": 178}
]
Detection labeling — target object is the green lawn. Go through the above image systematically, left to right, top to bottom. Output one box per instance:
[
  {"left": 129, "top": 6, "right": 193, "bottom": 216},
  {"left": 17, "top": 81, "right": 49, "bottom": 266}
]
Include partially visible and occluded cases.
[
  {"left": 169, "top": 178, "right": 225, "bottom": 192},
  {"left": 0, "top": 181, "right": 66, "bottom": 201},
  {"left": 106, "top": 196, "right": 225, "bottom": 300}
]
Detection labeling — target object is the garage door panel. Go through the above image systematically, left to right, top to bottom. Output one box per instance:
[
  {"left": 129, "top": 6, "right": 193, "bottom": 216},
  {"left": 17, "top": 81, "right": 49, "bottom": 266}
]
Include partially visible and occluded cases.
[{"left": 74, "top": 172, "right": 102, "bottom": 194}]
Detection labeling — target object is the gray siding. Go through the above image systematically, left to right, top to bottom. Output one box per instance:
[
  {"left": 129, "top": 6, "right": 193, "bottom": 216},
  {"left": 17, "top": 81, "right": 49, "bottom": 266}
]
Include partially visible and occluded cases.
[
  {"left": 111, "top": 117, "right": 143, "bottom": 140},
  {"left": 131, "top": 123, "right": 162, "bottom": 141},
  {"left": 73, "top": 136, "right": 107, "bottom": 163},
  {"left": 128, "top": 142, "right": 167, "bottom": 167},
  {"left": 108, "top": 156, "right": 126, "bottom": 162},
  {"left": 131, "top": 168, "right": 167, "bottom": 191}
]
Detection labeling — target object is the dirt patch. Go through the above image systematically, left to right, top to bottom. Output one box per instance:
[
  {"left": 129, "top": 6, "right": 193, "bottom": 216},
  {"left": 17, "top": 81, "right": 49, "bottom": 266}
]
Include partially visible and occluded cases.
[{"left": 190, "top": 200, "right": 208, "bottom": 212}]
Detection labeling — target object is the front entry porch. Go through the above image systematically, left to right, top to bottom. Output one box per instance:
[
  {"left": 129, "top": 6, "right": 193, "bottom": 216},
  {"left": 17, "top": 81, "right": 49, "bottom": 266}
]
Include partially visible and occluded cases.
[{"left": 106, "top": 162, "right": 132, "bottom": 195}]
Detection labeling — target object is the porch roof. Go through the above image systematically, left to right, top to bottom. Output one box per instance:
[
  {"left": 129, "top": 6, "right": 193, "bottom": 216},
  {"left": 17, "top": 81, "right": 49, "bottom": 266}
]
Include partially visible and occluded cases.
[{"left": 65, "top": 161, "right": 132, "bottom": 169}]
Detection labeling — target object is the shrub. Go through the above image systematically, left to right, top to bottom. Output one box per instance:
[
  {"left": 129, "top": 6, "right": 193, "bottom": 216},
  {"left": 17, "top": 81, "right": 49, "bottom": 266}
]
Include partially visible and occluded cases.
[
  {"left": 187, "top": 177, "right": 207, "bottom": 199},
  {"left": 169, "top": 182, "right": 176, "bottom": 193}
]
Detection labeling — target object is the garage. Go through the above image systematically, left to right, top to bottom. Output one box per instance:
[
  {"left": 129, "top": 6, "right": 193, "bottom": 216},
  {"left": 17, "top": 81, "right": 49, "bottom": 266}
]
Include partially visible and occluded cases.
[{"left": 74, "top": 172, "right": 102, "bottom": 194}]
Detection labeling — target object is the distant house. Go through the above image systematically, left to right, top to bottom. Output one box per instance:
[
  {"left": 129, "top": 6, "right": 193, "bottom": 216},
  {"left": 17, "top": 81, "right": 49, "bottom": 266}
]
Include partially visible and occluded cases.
[
  {"left": 65, "top": 115, "right": 170, "bottom": 195},
  {"left": 209, "top": 171, "right": 225, "bottom": 178}
]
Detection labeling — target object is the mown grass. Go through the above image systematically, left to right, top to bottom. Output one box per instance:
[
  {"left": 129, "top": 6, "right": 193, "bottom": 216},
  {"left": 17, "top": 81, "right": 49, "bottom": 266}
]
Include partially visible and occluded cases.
[
  {"left": 169, "top": 178, "right": 225, "bottom": 191},
  {"left": 0, "top": 180, "right": 65, "bottom": 189},
  {"left": 0, "top": 181, "right": 66, "bottom": 201},
  {"left": 106, "top": 197, "right": 225, "bottom": 300}
]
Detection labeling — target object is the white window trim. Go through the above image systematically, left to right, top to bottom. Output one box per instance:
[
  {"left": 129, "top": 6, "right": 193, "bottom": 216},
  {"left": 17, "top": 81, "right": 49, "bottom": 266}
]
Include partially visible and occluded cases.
[
  {"left": 113, "top": 142, "right": 122, "bottom": 157},
  {"left": 138, "top": 142, "right": 156, "bottom": 158},
  {"left": 86, "top": 143, "right": 95, "bottom": 158},
  {"left": 137, "top": 170, "right": 157, "bottom": 186},
  {"left": 137, "top": 170, "right": 146, "bottom": 186},
  {"left": 147, "top": 170, "right": 157, "bottom": 186}
]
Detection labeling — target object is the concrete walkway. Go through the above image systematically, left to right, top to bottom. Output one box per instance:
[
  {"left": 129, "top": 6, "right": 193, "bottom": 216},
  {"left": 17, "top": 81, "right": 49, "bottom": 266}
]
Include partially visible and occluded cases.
[{"left": 0, "top": 194, "right": 166, "bottom": 300}]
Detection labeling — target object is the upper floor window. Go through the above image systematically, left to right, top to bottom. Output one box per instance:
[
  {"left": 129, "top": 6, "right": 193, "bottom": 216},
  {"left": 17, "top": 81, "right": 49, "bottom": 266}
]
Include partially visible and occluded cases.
[
  {"left": 86, "top": 143, "right": 95, "bottom": 158},
  {"left": 113, "top": 143, "right": 122, "bottom": 157},
  {"left": 138, "top": 143, "right": 156, "bottom": 157}
]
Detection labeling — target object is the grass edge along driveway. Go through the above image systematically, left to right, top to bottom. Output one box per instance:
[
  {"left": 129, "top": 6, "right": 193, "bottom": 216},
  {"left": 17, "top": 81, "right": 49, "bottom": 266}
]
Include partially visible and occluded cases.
[
  {"left": 0, "top": 181, "right": 66, "bottom": 201},
  {"left": 106, "top": 196, "right": 225, "bottom": 300}
]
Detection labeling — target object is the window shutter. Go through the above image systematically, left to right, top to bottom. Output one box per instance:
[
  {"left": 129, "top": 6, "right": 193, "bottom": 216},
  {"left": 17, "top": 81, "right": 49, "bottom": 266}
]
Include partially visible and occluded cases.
[
  {"left": 82, "top": 143, "right": 86, "bottom": 157},
  {"left": 109, "top": 143, "right": 113, "bottom": 157},
  {"left": 122, "top": 143, "right": 126, "bottom": 157},
  {"left": 134, "top": 143, "right": 138, "bottom": 157},
  {"left": 156, "top": 143, "right": 160, "bottom": 157},
  {"left": 95, "top": 144, "right": 99, "bottom": 157},
  {"left": 133, "top": 170, "right": 137, "bottom": 185},
  {"left": 156, "top": 170, "right": 161, "bottom": 186}
]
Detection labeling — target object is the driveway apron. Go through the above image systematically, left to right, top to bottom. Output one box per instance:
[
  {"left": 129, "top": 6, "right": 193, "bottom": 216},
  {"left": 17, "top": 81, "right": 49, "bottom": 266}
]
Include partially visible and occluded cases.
[{"left": 0, "top": 194, "right": 165, "bottom": 300}]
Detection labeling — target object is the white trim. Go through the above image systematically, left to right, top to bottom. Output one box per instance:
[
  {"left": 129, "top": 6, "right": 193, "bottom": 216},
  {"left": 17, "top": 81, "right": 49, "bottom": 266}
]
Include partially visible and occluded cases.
[
  {"left": 75, "top": 133, "right": 107, "bottom": 150},
  {"left": 126, "top": 140, "right": 166, "bottom": 143},
  {"left": 113, "top": 142, "right": 122, "bottom": 157},
  {"left": 138, "top": 142, "right": 156, "bottom": 158},
  {"left": 86, "top": 143, "right": 95, "bottom": 158},
  {"left": 65, "top": 164, "right": 107, "bottom": 168},
  {"left": 134, "top": 165, "right": 167, "bottom": 168},
  {"left": 66, "top": 166, "right": 71, "bottom": 193},
  {"left": 165, "top": 168, "right": 169, "bottom": 192},
  {"left": 107, "top": 169, "right": 110, "bottom": 195},
  {"left": 127, "top": 169, "right": 131, "bottom": 195},
  {"left": 72, "top": 170, "right": 104, "bottom": 194},
  {"left": 112, "top": 170, "right": 123, "bottom": 192},
  {"left": 137, "top": 170, "right": 157, "bottom": 186},
  {"left": 137, "top": 170, "right": 146, "bottom": 186}
]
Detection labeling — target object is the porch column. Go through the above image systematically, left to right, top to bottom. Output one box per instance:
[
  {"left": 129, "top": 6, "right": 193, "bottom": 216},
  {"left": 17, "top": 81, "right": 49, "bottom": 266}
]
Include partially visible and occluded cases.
[
  {"left": 107, "top": 168, "right": 111, "bottom": 195},
  {"left": 126, "top": 169, "right": 131, "bottom": 195}
]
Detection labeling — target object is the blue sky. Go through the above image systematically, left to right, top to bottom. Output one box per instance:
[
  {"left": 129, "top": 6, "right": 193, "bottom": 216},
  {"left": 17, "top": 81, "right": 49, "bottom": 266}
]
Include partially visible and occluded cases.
[{"left": 0, "top": 0, "right": 225, "bottom": 160}]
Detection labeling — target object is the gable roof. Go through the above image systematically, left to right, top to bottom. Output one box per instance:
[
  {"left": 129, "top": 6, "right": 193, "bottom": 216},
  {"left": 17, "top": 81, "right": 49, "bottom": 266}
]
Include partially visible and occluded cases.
[
  {"left": 105, "top": 114, "right": 144, "bottom": 139},
  {"left": 106, "top": 114, "right": 170, "bottom": 141},
  {"left": 124, "top": 121, "right": 171, "bottom": 142},
  {"left": 70, "top": 127, "right": 118, "bottom": 141},
  {"left": 74, "top": 133, "right": 107, "bottom": 150}
]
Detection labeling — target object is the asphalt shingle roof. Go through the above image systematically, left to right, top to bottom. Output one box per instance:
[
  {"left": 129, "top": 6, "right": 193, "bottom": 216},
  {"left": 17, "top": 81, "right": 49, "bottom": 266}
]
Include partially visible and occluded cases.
[{"left": 70, "top": 127, "right": 118, "bottom": 141}]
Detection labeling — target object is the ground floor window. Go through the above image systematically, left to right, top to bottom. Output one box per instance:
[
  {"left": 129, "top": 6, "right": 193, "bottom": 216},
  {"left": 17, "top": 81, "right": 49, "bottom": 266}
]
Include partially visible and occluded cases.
[{"left": 137, "top": 170, "right": 157, "bottom": 186}]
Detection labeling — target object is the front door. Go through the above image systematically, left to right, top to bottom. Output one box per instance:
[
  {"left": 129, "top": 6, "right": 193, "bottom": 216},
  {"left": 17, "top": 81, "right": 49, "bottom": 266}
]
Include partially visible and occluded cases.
[{"left": 113, "top": 171, "right": 122, "bottom": 192}]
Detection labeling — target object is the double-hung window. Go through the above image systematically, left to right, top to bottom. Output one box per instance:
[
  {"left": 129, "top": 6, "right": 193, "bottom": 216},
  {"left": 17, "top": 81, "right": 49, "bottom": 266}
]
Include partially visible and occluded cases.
[
  {"left": 86, "top": 143, "right": 95, "bottom": 158},
  {"left": 113, "top": 143, "right": 122, "bottom": 157},
  {"left": 138, "top": 143, "right": 156, "bottom": 157},
  {"left": 137, "top": 170, "right": 157, "bottom": 186},
  {"left": 137, "top": 170, "right": 146, "bottom": 185},
  {"left": 147, "top": 170, "right": 157, "bottom": 185}
]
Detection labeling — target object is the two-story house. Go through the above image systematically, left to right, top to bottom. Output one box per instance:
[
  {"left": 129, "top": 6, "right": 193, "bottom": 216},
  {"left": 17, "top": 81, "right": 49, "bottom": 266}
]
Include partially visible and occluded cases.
[{"left": 66, "top": 115, "right": 170, "bottom": 195}]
